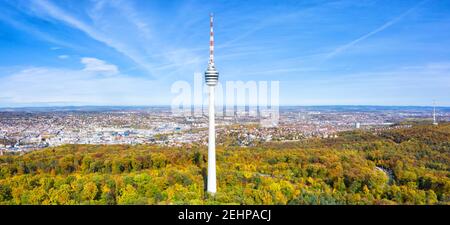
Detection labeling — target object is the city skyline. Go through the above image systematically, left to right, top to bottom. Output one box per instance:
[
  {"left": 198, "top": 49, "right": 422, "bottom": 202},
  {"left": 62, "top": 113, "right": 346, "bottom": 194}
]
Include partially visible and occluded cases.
[{"left": 1, "top": 0, "right": 450, "bottom": 107}]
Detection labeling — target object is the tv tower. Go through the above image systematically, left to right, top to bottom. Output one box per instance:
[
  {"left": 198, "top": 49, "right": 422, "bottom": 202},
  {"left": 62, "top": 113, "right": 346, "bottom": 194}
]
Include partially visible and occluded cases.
[
  {"left": 205, "top": 13, "right": 219, "bottom": 194},
  {"left": 433, "top": 101, "right": 438, "bottom": 126}
]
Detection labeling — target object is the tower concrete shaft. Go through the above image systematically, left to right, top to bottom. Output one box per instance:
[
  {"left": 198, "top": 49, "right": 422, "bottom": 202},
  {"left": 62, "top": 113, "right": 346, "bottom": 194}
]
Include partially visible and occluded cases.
[{"left": 207, "top": 86, "right": 216, "bottom": 194}]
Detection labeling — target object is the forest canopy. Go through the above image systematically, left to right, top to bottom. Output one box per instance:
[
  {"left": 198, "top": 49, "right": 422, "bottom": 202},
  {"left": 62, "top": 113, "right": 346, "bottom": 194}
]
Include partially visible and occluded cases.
[{"left": 0, "top": 124, "right": 449, "bottom": 205}]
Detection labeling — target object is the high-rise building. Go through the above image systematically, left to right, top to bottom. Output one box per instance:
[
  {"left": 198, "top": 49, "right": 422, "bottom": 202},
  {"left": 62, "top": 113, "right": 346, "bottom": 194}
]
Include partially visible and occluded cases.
[{"left": 205, "top": 13, "right": 219, "bottom": 194}]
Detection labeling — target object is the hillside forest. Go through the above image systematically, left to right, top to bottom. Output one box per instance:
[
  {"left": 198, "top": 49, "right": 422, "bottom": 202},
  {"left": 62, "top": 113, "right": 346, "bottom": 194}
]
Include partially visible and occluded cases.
[{"left": 0, "top": 124, "right": 449, "bottom": 205}]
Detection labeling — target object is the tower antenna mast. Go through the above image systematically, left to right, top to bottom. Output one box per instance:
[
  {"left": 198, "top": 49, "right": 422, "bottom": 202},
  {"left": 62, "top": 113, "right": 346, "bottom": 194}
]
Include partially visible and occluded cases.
[{"left": 209, "top": 13, "right": 215, "bottom": 65}]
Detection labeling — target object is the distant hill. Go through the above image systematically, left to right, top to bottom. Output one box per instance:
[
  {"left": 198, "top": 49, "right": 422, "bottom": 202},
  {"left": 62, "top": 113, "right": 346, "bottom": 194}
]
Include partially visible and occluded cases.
[{"left": 0, "top": 123, "right": 448, "bottom": 205}]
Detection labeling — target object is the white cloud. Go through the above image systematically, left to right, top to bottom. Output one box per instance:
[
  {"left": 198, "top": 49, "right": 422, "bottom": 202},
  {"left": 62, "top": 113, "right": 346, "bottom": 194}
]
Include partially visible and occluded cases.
[
  {"left": 10, "top": 0, "right": 204, "bottom": 81},
  {"left": 31, "top": 0, "right": 156, "bottom": 76},
  {"left": 325, "top": 0, "right": 430, "bottom": 59},
  {"left": 0, "top": 12, "right": 77, "bottom": 49},
  {"left": 58, "top": 55, "right": 69, "bottom": 59},
  {"left": 81, "top": 57, "right": 119, "bottom": 75},
  {"left": 0, "top": 66, "right": 170, "bottom": 106}
]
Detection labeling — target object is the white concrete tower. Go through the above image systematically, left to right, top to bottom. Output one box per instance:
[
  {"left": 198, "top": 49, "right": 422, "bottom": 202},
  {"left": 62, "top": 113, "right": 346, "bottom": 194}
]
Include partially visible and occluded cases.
[
  {"left": 205, "top": 13, "right": 219, "bottom": 194},
  {"left": 433, "top": 101, "right": 438, "bottom": 126}
]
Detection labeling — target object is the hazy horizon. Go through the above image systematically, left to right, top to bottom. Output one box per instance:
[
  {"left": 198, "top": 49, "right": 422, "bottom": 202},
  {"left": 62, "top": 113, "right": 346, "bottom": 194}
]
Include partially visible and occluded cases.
[{"left": 1, "top": 104, "right": 450, "bottom": 109}]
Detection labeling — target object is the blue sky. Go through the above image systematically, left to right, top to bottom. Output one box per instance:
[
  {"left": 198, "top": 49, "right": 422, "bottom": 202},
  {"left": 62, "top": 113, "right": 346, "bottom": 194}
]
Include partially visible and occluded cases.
[{"left": 0, "top": 0, "right": 449, "bottom": 107}]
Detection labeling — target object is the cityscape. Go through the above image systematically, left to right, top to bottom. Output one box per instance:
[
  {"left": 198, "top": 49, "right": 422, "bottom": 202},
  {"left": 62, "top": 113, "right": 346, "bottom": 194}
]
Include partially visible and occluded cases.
[{"left": 1, "top": 106, "right": 448, "bottom": 153}]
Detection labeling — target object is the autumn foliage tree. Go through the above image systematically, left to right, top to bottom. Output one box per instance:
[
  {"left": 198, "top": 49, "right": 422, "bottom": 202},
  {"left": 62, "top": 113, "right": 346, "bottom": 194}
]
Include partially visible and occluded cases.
[{"left": 0, "top": 123, "right": 449, "bottom": 205}]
